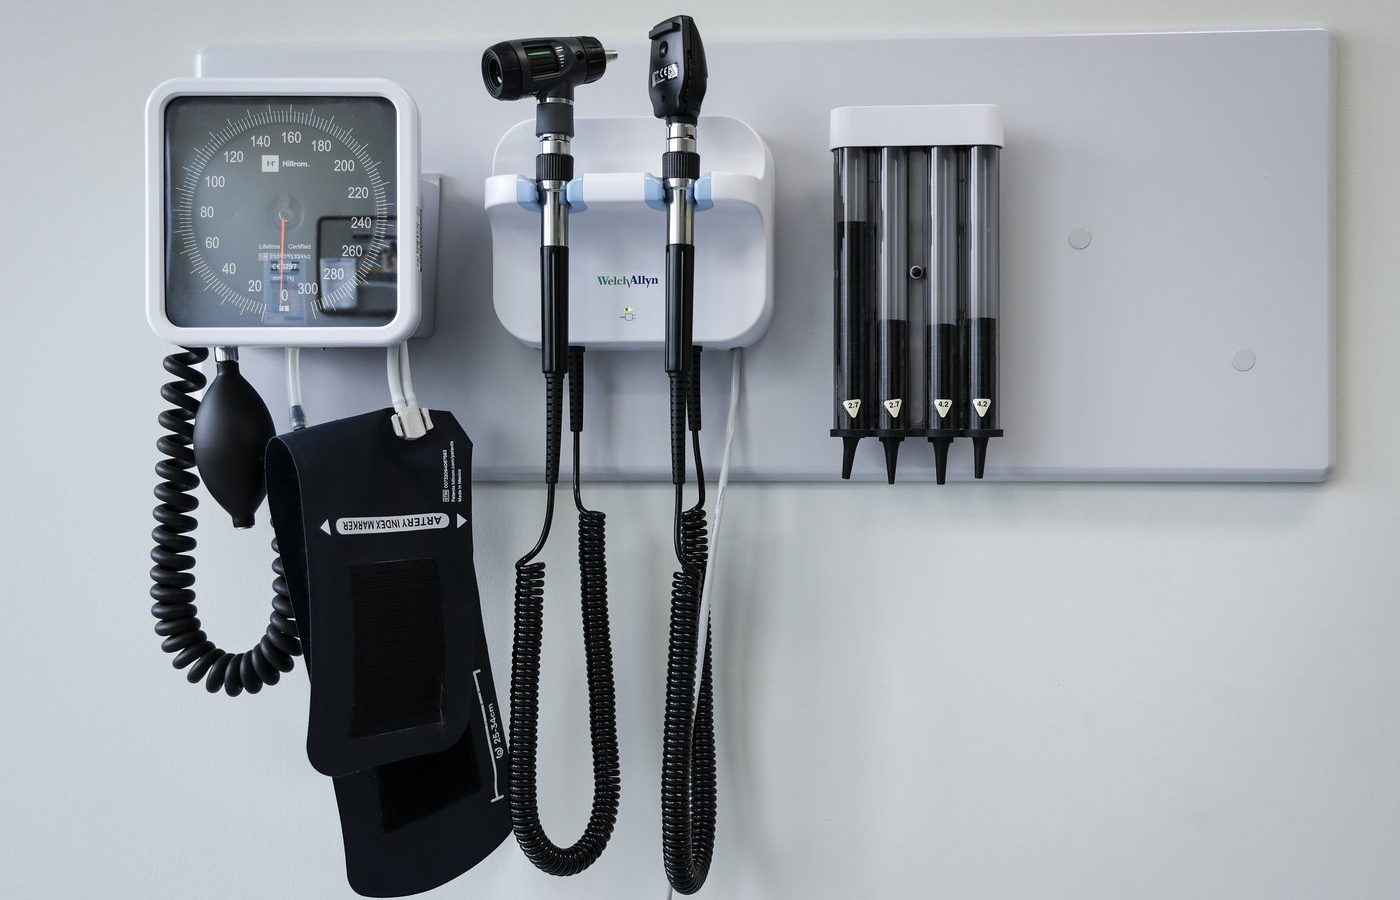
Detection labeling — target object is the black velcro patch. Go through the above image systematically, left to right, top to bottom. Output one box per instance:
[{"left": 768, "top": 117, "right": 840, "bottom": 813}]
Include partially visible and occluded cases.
[
  {"left": 349, "top": 559, "right": 446, "bottom": 738},
  {"left": 375, "top": 734, "right": 482, "bottom": 832}
]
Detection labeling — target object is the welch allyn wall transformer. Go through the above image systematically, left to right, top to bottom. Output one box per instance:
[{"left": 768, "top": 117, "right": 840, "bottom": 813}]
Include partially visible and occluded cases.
[{"left": 831, "top": 104, "right": 1004, "bottom": 483}]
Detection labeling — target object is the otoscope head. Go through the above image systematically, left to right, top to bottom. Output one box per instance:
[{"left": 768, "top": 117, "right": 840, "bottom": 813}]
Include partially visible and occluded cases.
[
  {"left": 648, "top": 15, "right": 708, "bottom": 123},
  {"left": 481, "top": 37, "right": 613, "bottom": 102}
]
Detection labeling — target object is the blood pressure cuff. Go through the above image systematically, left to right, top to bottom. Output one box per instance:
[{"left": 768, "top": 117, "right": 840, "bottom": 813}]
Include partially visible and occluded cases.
[
  {"left": 266, "top": 408, "right": 481, "bottom": 775},
  {"left": 266, "top": 409, "right": 511, "bottom": 895}
]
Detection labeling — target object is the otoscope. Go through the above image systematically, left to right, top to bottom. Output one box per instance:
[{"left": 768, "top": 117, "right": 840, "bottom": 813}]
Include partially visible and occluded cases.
[
  {"left": 650, "top": 15, "right": 718, "bottom": 895},
  {"left": 480, "top": 36, "right": 622, "bottom": 877}
]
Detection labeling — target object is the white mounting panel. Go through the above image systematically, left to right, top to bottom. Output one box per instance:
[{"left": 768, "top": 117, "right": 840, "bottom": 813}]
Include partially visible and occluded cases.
[{"left": 200, "top": 28, "right": 1334, "bottom": 482}]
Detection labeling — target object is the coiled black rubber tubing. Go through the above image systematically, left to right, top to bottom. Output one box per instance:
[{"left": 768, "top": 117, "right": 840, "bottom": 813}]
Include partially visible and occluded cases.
[
  {"left": 149, "top": 348, "right": 300, "bottom": 696},
  {"left": 662, "top": 353, "right": 718, "bottom": 895},
  {"left": 508, "top": 363, "right": 621, "bottom": 875}
]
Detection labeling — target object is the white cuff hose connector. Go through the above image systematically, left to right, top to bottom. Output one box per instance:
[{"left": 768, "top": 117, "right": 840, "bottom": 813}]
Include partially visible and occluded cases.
[{"left": 387, "top": 342, "right": 433, "bottom": 440}]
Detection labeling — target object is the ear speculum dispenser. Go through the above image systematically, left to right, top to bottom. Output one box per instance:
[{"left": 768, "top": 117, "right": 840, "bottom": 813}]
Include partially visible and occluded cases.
[{"left": 830, "top": 105, "right": 1004, "bottom": 483}]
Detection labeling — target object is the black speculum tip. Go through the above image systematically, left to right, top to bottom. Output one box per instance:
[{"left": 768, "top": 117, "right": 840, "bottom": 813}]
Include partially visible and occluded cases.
[
  {"left": 840, "top": 435, "right": 860, "bottom": 480},
  {"left": 930, "top": 436, "right": 953, "bottom": 485},
  {"left": 972, "top": 436, "right": 990, "bottom": 480},
  {"left": 880, "top": 437, "right": 902, "bottom": 484}
]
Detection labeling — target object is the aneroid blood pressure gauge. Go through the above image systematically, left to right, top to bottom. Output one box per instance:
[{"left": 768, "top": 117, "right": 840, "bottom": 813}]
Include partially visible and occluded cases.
[{"left": 146, "top": 78, "right": 421, "bottom": 346}]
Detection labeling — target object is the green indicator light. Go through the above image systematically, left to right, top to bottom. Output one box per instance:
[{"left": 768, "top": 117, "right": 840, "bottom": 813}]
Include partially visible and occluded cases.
[{"left": 623, "top": 307, "right": 634, "bottom": 313}]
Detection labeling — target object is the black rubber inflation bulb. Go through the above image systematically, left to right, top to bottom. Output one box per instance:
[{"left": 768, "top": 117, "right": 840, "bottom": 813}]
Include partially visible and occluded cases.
[{"left": 192, "top": 350, "right": 275, "bottom": 528}]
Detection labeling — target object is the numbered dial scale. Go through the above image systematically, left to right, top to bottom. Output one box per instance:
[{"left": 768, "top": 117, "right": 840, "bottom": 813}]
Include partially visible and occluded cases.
[{"left": 146, "top": 78, "right": 421, "bottom": 347}]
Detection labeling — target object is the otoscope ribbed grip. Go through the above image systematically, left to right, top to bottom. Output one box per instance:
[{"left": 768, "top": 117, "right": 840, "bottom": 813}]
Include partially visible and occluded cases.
[
  {"left": 687, "top": 346, "right": 703, "bottom": 434},
  {"left": 568, "top": 347, "right": 585, "bottom": 434},
  {"left": 149, "top": 349, "right": 301, "bottom": 696},
  {"left": 543, "top": 372, "right": 564, "bottom": 485},
  {"left": 669, "top": 374, "right": 688, "bottom": 485}
]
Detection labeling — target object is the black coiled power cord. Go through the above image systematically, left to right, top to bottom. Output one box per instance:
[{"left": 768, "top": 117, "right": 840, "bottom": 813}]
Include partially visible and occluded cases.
[
  {"left": 509, "top": 347, "right": 621, "bottom": 875},
  {"left": 149, "top": 348, "right": 301, "bottom": 696},
  {"left": 662, "top": 348, "right": 718, "bottom": 894}
]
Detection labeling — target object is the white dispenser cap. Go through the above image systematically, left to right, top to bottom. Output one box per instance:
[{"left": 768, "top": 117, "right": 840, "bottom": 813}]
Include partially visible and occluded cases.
[{"left": 829, "top": 104, "right": 1004, "bottom": 149}]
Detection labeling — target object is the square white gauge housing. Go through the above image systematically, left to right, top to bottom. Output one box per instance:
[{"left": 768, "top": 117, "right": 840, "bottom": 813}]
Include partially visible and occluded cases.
[{"left": 145, "top": 77, "right": 421, "bottom": 347}]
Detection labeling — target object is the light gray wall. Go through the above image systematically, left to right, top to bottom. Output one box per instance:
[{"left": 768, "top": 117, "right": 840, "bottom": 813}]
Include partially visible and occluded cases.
[{"left": 3, "top": 1, "right": 1398, "bottom": 898}]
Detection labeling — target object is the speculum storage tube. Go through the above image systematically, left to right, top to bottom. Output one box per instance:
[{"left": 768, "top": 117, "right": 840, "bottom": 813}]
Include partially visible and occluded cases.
[
  {"left": 925, "top": 145, "right": 961, "bottom": 484},
  {"left": 964, "top": 145, "right": 1002, "bottom": 478},
  {"left": 832, "top": 147, "right": 876, "bottom": 478},
  {"left": 876, "top": 147, "right": 910, "bottom": 484}
]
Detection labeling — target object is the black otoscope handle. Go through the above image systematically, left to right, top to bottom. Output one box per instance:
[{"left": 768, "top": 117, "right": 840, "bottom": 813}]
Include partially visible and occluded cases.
[{"left": 541, "top": 245, "right": 569, "bottom": 376}]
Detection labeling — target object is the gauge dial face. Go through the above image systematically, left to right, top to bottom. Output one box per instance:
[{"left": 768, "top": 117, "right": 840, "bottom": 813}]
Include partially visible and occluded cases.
[{"left": 163, "top": 95, "right": 399, "bottom": 328}]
